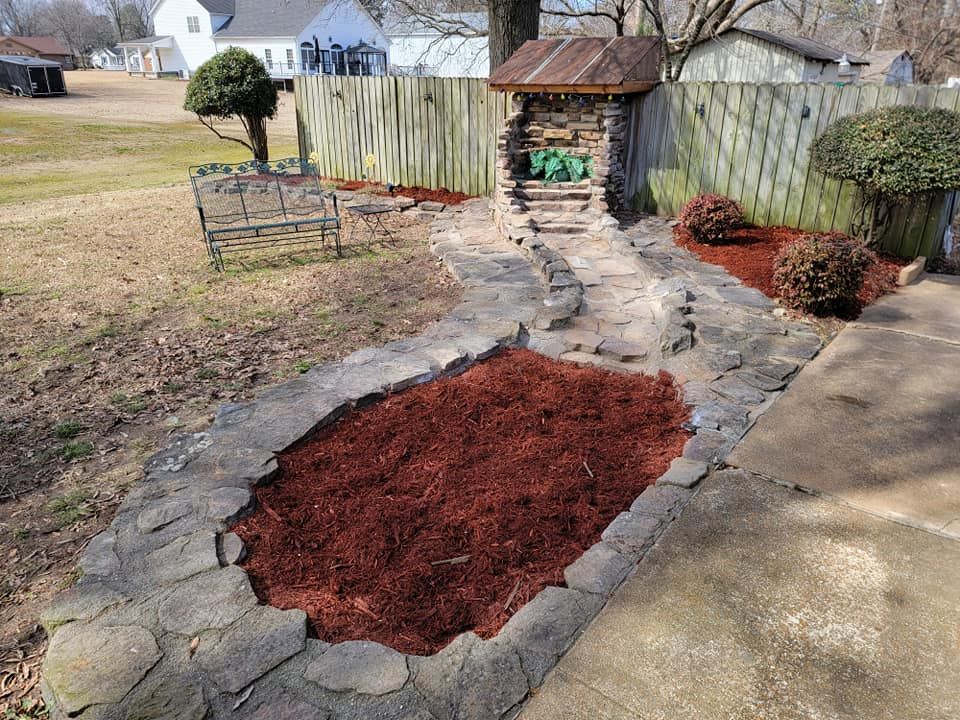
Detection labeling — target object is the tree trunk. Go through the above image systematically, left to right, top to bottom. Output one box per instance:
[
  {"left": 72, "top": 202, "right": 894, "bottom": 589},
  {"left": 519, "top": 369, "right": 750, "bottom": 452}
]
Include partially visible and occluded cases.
[
  {"left": 487, "top": 0, "right": 540, "bottom": 72},
  {"left": 247, "top": 116, "right": 269, "bottom": 162}
]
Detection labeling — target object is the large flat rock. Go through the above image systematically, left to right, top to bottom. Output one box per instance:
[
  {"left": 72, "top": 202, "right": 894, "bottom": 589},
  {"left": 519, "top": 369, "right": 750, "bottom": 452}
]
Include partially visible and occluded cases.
[
  {"left": 728, "top": 325, "right": 960, "bottom": 537},
  {"left": 521, "top": 470, "right": 960, "bottom": 720}
]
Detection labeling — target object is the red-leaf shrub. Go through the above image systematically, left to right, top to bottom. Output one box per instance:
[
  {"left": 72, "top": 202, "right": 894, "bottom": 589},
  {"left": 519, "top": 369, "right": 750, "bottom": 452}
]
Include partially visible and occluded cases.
[
  {"left": 678, "top": 194, "right": 744, "bottom": 244},
  {"left": 773, "top": 232, "right": 876, "bottom": 316}
]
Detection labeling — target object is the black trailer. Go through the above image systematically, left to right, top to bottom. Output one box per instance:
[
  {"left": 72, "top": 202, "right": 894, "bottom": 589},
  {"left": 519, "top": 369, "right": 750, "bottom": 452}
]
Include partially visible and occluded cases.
[{"left": 0, "top": 55, "right": 67, "bottom": 97}]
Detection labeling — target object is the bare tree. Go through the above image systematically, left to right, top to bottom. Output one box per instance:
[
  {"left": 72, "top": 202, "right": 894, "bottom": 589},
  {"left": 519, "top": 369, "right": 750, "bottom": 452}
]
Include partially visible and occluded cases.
[
  {"left": 0, "top": 0, "right": 45, "bottom": 35},
  {"left": 39, "top": 0, "right": 116, "bottom": 58},
  {"left": 98, "top": 0, "right": 149, "bottom": 40},
  {"left": 541, "top": 0, "right": 638, "bottom": 35},
  {"left": 879, "top": 0, "right": 960, "bottom": 82}
]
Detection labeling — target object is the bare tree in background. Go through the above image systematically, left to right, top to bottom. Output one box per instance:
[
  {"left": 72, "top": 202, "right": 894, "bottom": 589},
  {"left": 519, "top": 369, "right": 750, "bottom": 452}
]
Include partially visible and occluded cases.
[
  {"left": 0, "top": 0, "right": 44, "bottom": 34},
  {"left": 40, "top": 0, "right": 115, "bottom": 59},
  {"left": 99, "top": 0, "right": 150, "bottom": 40},
  {"left": 541, "top": 0, "right": 637, "bottom": 35},
  {"left": 752, "top": 0, "right": 875, "bottom": 48},
  {"left": 879, "top": 0, "right": 959, "bottom": 82}
]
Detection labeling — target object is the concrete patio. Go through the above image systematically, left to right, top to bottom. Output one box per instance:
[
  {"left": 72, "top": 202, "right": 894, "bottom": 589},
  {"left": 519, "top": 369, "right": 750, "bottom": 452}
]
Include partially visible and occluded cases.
[{"left": 522, "top": 273, "right": 960, "bottom": 719}]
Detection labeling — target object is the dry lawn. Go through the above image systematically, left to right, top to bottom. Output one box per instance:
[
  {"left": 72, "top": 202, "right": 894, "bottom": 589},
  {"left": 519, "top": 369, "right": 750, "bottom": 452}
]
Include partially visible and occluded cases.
[{"left": 0, "top": 73, "right": 461, "bottom": 714}]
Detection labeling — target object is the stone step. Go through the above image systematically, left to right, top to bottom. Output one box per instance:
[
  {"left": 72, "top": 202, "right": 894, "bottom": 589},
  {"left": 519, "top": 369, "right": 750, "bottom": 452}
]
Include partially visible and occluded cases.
[
  {"left": 513, "top": 188, "right": 594, "bottom": 202},
  {"left": 513, "top": 199, "right": 591, "bottom": 213},
  {"left": 538, "top": 221, "right": 594, "bottom": 235}
]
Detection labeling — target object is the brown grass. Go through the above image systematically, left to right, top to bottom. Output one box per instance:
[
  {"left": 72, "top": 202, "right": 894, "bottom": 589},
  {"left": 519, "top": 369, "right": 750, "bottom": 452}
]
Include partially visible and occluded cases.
[{"left": 0, "top": 73, "right": 462, "bottom": 713}]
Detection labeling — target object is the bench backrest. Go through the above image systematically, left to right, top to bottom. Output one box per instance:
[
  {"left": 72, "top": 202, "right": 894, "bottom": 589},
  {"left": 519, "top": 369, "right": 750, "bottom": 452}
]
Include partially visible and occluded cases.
[{"left": 189, "top": 158, "right": 335, "bottom": 228}]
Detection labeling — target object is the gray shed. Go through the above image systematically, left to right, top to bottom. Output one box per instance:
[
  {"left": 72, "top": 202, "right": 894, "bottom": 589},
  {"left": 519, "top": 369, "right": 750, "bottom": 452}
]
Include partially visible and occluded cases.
[
  {"left": 681, "top": 29, "right": 867, "bottom": 83},
  {"left": 0, "top": 55, "right": 66, "bottom": 96}
]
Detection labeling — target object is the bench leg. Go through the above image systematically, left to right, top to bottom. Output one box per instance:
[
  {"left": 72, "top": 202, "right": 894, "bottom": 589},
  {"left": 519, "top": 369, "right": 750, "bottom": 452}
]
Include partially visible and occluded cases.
[{"left": 213, "top": 244, "right": 225, "bottom": 272}]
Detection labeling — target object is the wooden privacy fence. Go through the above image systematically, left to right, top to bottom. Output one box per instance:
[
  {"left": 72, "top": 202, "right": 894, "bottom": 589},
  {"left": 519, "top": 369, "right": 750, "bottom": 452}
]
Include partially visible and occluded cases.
[
  {"left": 294, "top": 75, "right": 509, "bottom": 197},
  {"left": 625, "top": 82, "right": 960, "bottom": 257}
]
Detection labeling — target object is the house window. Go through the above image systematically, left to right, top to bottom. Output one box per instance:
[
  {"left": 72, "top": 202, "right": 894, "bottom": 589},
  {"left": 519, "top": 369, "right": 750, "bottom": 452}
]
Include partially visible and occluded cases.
[
  {"left": 187, "top": 16, "right": 201, "bottom": 33},
  {"left": 300, "top": 41, "right": 316, "bottom": 72},
  {"left": 330, "top": 44, "right": 344, "bottom": 75},
  {"left": 286, "top": 48, "right": 294, "bottom": 70},
  {"left": 263, "top": 49, "right": 272, "bottom": 68}
]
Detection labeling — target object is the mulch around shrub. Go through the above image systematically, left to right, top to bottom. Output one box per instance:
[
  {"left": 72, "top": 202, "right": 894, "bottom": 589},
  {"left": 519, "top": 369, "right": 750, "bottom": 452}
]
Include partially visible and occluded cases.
[
  {"left": 323, "top": 177, "right": 473, "bottom": 205},
  {"left": 674, "top": 225, "right": 906, "bottom": 317},
  {"left": 232, "top": 349, "right": 690, "bottom": 655}
]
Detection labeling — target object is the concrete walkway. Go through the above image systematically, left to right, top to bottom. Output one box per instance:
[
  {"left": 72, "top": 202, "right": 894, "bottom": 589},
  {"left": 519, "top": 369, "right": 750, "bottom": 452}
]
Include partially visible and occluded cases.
[{"left": 522, "top": 274, "right": 960, "bottom": 719}]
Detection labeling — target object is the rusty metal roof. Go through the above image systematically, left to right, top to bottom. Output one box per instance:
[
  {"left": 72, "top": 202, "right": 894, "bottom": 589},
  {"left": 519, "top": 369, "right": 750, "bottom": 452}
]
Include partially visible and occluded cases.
[{"left": 488, "top": 37, "right": 660, "bottom": 93}]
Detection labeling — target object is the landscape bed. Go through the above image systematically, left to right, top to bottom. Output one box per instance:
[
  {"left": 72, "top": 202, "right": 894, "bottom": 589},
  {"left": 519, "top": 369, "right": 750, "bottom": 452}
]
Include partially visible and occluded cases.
[
  {"left": 674, "top": 225, "right": 905, "bottom": 317},
  {"left": 233, "top": 349, "right": 690, "bottom": 655}
]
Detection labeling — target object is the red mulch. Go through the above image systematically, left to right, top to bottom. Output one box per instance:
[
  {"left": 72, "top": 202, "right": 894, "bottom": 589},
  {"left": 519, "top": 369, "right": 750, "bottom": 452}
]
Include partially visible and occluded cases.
[
  {"left": 322, "top": 177, "right": 473, "bottom": 205},
  {"left": 674, "top": 225, "right": 906, "bottom": 317},
  {"left": 233, "top": 349, "right": 690, "bottom": 655}
]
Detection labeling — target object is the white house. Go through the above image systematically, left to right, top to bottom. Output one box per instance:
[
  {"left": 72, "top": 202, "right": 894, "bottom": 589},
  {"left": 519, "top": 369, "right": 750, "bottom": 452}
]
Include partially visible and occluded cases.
[
  {"left": 118, "top": 0, "right": 388, "bottom": 80},
  {"left": 384, "top": 13, "right": 489, "bottom": 78},
  {"left": 682, "top": 29, "right": 868, "bottom": 83},
  {"left": 90, "top": 47, "right": 126, "bottom": 70}
]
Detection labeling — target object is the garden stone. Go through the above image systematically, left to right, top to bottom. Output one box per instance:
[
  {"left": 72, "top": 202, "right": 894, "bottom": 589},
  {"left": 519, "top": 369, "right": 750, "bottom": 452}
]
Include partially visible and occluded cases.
[
  {"left": 394, "top": 196, "right": 416, "bottom": 210},
  {"left": 419, "top": 200, "right": 445, "bottom": 212},
  {"left": 715, "top": 285, "right": 776, "bottom": 309},
  {"left": 659, "top": 323, "right": 694, "bottom": 356},
  {"left": 563, "top": 329, "right": 604, "bottom": 353},
  {"left": 457, "top": 334, "right": 501, "bottom": 360},
  {"left": 598, "top": 338, "right": 647, "bottom": 362},
  {"left": 703, "top": 348, "right": 742, "bottom": 372},
  {"left": 751, "top": 361, "right": 799, "bottom": 381},
  {"left": 736, "top": 370, "right": 788, "bottom": 392},
  {"left": 711, "top": 376, "right": 767, "bottom": 405},
  {"left": 688, "top": 401, "right": 751, "bottom": 436},
  {"left": 683, "top": 428, "right": 736, "bottom": 464},
  {"left": 144, "top": 432, "right": 213, "bottom": 473},
  {"left": 655, "top": 457, "right": 709, "bottom": 488},
  {"left": 630, "top": 484, "right": 690, "bottom": 517},
  {"left": 204, "top": 486, "right": 253, "bottom": 524},
  {"left": 137, "top": 501, "right": 192, "bottom": 533},
  {"left": 600, "top": 512, "right": 663, "bottom": 555},
  {"left": 78, "top": 529, "right": 120, "bottom": 578},
  {"left": 146, "top": 531, "right": 220, "bottom": 585},
  {"left": 220, "top": 532, "right": 246, "bottom": 565},
  {"left": 563, "top": 542, "right": 635, "bottom": 596},
  {"left": 158, "top": 565, "right": 257, "bottom": 635},
  {"left": 40, "top": 583, "right": 127, "bottom": 635},
  {"left": 499, "top": 587, "right": 600, "bottom": 686},
  {"left": 194, "top": 605, "right": 307, "bottom": 693},
  {"left": 43, "top": 623, "right": 161, "bottom": 716},
  {"left": 415, "top": 634, "right": 528, "bottom": 720},
  {"left": 304, "top": 640, "right": 409, "bottom": 696},
  {"left": 125, "top": 675, "right": 208, "bottom": 720},
  {"left": 242, "top": 698, "right": 329, "bottom": 720}
]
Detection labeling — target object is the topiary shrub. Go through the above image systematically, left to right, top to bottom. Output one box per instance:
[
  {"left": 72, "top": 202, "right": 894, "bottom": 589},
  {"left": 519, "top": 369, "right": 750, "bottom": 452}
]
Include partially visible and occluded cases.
[
  {"left": 184, "top": 47, "right": 278, "bottom": 162},
  {"left": 811, "top": 105, "right": 960, "bottom": 248},
  {"left": 678, "top": 194, "right": 744, "bottom": 244},
  {"left": 773, "top": 232, "right": 876, "bottom": 316}
]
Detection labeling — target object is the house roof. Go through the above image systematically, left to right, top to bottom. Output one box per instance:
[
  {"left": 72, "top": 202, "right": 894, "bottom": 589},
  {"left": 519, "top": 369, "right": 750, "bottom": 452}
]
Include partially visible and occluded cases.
[
  {"left": 197, "top": 0, "right": 235, "bottom": 14},
  {"left": 215, "top": 0, "right": 326, "bottom": 38},
  {"left": 733, "top": 28, "right": 868, "bottom": 64},
  {"left": 117, "top": 35, "right": 173, "bottom": 47},
  {"left": 0, "top": 36, "right": 71, "bottom": 56},
  {"left": 488, "top": 37, "right": 660, "bottom": 94},
  {"left": 861, "top": 49, "right": 911, "bottom": 81},
  {"left": 0, "top": 54, "right": 63, "bottom": 66}
]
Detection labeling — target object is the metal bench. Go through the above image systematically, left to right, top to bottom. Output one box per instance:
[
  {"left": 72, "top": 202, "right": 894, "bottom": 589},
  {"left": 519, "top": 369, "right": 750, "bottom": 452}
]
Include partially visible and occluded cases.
[{"left": 189, "top": 157, "right": 341, "bottom": 271}]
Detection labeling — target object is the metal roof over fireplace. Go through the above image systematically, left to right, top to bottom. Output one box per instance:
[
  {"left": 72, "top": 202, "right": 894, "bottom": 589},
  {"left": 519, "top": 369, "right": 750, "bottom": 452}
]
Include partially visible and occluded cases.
[{"left": 488, "top": 37, "right": 661, "bottom": 94}]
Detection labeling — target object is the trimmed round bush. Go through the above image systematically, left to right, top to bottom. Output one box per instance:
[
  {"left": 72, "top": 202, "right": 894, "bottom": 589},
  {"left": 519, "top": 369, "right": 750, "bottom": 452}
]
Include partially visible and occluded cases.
[
  {"left": 811, "top": 105, "right": 960, "bottom": 199},
  {"left": 678, "top": 194, "right": 743, "bottom": 244},
  {"left": 773, "top": 232, "right": 875, "bottom": 316}
]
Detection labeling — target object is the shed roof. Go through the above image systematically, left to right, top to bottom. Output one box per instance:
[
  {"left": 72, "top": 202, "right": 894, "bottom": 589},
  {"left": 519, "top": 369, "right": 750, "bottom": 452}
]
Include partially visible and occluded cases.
[
  {"left": 733, "top": 28, "right": 868, "bottom": 64},
  {"left": 488, "top": 37, "right": 660, "bottom": 94},
  {"left": 0, "top": 54, "right": 63, "bottom": 67}
]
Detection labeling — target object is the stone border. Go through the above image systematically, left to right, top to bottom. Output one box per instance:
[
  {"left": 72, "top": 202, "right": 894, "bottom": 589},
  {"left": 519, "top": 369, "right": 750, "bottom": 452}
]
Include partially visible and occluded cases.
[{"left": 39, "top": 200, "right": 822, "bottom": 720}]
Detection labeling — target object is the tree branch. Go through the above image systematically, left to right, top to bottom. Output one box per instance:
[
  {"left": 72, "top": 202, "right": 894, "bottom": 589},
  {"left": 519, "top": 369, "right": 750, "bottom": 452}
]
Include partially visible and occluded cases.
[{"left": 196, "top": 115, "right": 255, "bottom": 154}]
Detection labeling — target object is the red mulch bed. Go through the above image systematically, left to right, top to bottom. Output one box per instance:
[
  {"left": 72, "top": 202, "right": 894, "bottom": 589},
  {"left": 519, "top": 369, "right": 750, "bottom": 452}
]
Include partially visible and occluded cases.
[
  {"left": 323, "top": 177, "right": 473, "bottom": 205},
  {"left": 674, "top": 225, "right": 906, "bottom": 317},
  {"left": 233, "top": 349, "right": 690, "bottom": 655}
]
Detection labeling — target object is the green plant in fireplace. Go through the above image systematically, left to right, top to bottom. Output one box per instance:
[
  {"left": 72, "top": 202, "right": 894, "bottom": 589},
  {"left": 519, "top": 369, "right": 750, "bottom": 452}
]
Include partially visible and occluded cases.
[{"left": 529, "top": 148, "right": 594, "bottom": 183}]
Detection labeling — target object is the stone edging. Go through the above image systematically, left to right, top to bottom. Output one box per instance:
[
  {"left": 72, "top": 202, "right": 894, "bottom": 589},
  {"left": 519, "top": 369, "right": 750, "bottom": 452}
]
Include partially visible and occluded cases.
[{"left": 39, "top": 199, "right": 824, "bottom": 720}]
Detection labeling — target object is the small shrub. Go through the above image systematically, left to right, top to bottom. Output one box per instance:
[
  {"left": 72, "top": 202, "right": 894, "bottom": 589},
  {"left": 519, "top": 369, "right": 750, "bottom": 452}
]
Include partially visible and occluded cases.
[
  {"left": 529, "top": 148, "right": 594, "bottom": 183},
  {"left": 678, "top": 194, "right": 744, "bottom": 244},
  {"left": 773, "top": 232, "right": 875, "bottom": 316},
  {"left": 53, "top": 419, "right": 82, "bottom": 439},
  {"left": 60, "top": 440, "right": 94, "bottom": 461},
  {"left": 47, "top": 489, "right": 93, "bottom": 527}
]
